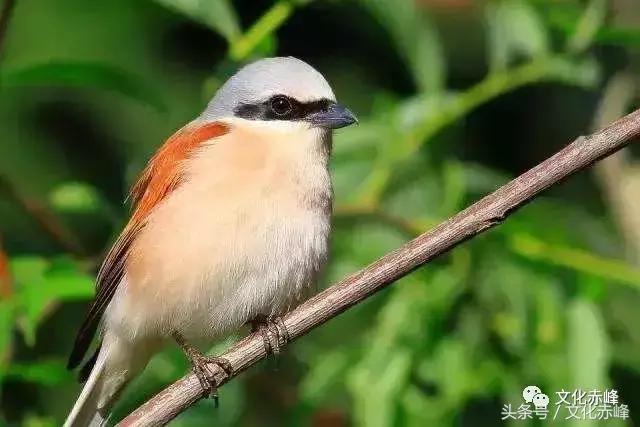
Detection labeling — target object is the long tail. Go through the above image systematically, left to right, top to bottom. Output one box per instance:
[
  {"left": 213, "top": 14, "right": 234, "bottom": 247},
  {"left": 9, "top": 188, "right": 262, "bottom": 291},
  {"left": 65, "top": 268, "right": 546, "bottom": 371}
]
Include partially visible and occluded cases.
[
  {"left": 64, "top": 335, "right": 147, "bottom": 427},
  {"left": 64, "top": 344, "right": 110, "bottom": 427}
]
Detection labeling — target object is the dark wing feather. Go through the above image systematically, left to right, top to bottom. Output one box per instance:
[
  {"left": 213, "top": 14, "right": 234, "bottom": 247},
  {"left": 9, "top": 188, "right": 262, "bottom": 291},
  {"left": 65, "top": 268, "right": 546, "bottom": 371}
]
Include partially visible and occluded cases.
[
  {"left": 67, "top": 122, "right": 229, "bottom": 372},
  {"left": 67, "top": 223, "right": 142, "bottom": 370},
  {"left": 78, "top": 340, "right": 102, "bottom": 382}
]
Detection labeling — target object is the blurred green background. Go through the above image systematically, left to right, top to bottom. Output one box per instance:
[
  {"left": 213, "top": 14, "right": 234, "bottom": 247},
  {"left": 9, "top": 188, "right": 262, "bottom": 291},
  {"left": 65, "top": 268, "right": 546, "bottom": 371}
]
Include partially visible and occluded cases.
[{"left": 1, "top": 0, "right": 640, "bottom": 425}]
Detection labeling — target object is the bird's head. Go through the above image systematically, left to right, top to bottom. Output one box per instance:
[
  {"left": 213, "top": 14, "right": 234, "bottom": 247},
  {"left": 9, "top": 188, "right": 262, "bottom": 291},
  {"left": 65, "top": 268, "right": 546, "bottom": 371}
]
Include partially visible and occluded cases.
[{"left": 200, "top": 57, "right": 357, "bottom": 131}]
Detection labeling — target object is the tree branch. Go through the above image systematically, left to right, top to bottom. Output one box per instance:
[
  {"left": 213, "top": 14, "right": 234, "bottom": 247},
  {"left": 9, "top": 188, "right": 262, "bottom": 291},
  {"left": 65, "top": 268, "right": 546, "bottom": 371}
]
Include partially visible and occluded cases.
[
  {"left": 592, "top": 73, "right": 640, "bottom": 264},
  {"left": 118, "top": 108, "right": 640, "bottom": 426},
  {"left": 0, "top": 175, "right": 84, "bottom": 255}
]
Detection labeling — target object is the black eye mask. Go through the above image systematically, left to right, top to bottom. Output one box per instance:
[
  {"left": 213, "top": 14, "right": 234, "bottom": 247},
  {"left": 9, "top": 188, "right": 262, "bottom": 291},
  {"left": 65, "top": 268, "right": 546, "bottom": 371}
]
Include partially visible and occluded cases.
[{"left": 234, "top": 95, "right": 332, "bottom": 122}]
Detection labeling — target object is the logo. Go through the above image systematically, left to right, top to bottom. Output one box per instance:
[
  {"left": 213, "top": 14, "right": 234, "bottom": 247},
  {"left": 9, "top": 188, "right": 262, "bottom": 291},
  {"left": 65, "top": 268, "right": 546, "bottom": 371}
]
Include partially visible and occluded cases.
[{"left": 501, "top": 386, "right": 629, "bottom": 421}]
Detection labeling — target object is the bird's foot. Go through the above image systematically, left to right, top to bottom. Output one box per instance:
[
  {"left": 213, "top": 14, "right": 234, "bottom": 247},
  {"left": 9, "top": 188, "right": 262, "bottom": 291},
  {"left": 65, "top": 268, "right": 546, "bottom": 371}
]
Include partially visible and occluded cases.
[
  {"left": 250, "top": 315, "right": 290, "bottom": 356},
  {"left": 173, "top": 333, "right": 232, "bottom": 407},
  {"left": 187, "top": 351, "right": 233, "bottom": 407}
]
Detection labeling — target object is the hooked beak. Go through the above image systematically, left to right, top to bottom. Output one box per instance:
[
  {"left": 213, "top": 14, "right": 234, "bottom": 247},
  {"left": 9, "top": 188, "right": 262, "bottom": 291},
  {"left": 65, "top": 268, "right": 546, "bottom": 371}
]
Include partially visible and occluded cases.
[{"left": 308, "top": 102, "right": 358, "bottom": 130}]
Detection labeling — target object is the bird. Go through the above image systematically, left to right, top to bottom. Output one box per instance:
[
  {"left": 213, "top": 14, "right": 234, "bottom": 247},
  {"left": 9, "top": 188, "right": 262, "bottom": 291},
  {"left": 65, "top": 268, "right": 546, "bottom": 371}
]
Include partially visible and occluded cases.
[{"left": 64, "top": 56, "right": 357, "bottom": 427}]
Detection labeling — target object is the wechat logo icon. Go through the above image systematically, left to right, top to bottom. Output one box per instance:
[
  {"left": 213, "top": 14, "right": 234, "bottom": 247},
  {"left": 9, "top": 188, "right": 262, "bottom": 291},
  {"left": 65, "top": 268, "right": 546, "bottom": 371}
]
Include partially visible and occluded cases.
[{"left": 523, "top": 385, "right": 548, "bottom": 409}]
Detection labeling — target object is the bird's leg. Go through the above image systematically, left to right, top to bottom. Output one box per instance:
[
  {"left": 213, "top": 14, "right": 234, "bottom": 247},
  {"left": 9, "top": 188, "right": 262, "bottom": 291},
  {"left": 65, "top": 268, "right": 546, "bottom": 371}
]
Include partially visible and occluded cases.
[
  {"left": 249, "top": 315, "right": 290, "bottom": 356},
  {"left": 172, "top": 332, "right": 233, "bottom": 407}
]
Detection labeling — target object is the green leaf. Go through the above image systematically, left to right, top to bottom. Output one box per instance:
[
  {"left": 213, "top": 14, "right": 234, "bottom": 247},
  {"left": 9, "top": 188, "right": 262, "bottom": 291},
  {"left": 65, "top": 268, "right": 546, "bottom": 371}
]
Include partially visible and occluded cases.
[
  {"left": 154, "top": 0, "right": 240, "bottom": 42},
  {"left": 358, "top": 0, "right": 445, "bottom": 93},
  {"left": 486, "top": 0, "right": 549, "bottom": 71},
  {"left": 567, "top": 0, "right": 607, "bottom": 53},
  {"left": 228, "top": 1, "right": 293, "bottom": 61},
  {"left": 545, "top": 4, "right": 640, "bottom": 47},
  {"left": 595, "top": 26, "right": 640, "bottom": 46},
  {"left": 356, "top": 55, "right": 599, "bottom": 204},
  {"left": 0, "top": 62, "right": 166, "bottom": 112},
  {"left": 440, "top": 160, "right": 466, "bottom": 215},
  {"left": 49, "top": 182, "right": 102, "bottom": 214},
  {"left": 333, "top": 221, "right": 406, "bottom": 266},
  {"left": 508, "top": 234, "right": 640, "bottom": 290},
  {"left": 12, "top": 256, "right": 93, "bottom": 345},
  {"left": 10, "top": 257, "right": 48, "bottom": 286},
  {"left": 41, "top": 257, "right": 95, "bottom": 300},
  {"left": 477, "top": 257, "right": 531, "bottom": 355},
  {"left": 346, "top": 264, "right": 467, "bottom": 427},
  {"left": 533, "top": 278, "right": 564, "bottom": 347},
  {"left": 567, "top": 300, "right": 609, "bottom": 390},
  {"left": 0, "top": 301, "right": 16, "bottom": 374},
  {"left": 421, "top": 337, "right": 503, "bottom": 406},
  {"left": 434, "top": 339, "right": 472, "bottom": 403},
  {"left": 348, "top": 349, "right": 413, "bottom": 427},
  {"left": 300, "top": 350, "right": 350, "bottom": 404},
  {"left": 5, "top": 359, "right": 72, "bottom": 386},
  {"left": 172, "top": 379, "right": 244, "bottom": 427},
  {"left": 400, "top": 384, "right": 451, "bottom": 427},
  {"left": 21, "top": 415, "right": 57, "bottom": 427}
]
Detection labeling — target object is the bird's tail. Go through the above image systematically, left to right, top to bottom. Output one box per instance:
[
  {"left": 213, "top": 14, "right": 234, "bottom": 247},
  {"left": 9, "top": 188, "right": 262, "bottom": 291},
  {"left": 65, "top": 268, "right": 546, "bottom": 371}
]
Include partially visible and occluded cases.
[
  {"left": 64, "top": 335, "right": 146, "bottom": 427},
  {"left": 64, "top": 343, "right": 110, "bottom": 427}
]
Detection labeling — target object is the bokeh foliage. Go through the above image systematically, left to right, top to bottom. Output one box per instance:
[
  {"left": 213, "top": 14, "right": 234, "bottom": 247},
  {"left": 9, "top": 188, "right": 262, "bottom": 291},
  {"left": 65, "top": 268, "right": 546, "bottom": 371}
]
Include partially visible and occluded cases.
[{"left": 1, "top": 0, "right": 640, "bottom": 425}]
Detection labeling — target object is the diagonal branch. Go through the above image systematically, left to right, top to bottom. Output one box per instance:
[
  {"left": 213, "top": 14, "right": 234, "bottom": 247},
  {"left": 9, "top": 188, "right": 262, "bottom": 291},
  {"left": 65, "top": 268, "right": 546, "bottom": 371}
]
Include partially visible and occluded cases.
[
  {"left": 118, "top": 108, "right": 640, "bottom": 426},
  {"left": 0, "top": 175, "right": 85, "bottom": 255}
]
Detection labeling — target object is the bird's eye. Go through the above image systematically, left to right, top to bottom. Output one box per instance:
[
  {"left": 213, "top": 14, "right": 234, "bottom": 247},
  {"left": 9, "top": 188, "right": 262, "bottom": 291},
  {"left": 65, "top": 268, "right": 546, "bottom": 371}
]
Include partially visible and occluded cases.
[{"left": 270, "top": 96, "right": 293, "bottom": 116}]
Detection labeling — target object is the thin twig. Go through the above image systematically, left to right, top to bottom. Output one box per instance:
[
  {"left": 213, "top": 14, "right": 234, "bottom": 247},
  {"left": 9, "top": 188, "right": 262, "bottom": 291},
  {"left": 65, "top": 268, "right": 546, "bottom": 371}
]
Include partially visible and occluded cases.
[
  {"left": 0, "top": 2, "right": 84, "bottom": 256},
  {"left": 357, "top": 56, "right": 598, "bottom": 204},
  {"left": 592, "top": 73, "right": 640, "bottom": 263},
  {"left": 118, "top": 108, "right": 640, "bottom": 426},
  {"left": 0, "top": 175, "right": 84, "bottom": 255}
]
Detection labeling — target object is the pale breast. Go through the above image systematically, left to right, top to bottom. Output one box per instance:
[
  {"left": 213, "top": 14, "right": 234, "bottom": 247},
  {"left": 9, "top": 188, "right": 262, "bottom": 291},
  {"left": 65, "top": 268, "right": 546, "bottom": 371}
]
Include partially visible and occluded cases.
[{"left": 112, "top": 120, "right": 332, "bottom": 342}]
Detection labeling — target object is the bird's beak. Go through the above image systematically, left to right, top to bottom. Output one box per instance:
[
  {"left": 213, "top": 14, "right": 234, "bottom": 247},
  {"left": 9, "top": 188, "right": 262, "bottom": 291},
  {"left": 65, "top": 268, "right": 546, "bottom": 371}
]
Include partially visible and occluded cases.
[{"left": 308, "top": 102, "right": 358, "bottom": 129}]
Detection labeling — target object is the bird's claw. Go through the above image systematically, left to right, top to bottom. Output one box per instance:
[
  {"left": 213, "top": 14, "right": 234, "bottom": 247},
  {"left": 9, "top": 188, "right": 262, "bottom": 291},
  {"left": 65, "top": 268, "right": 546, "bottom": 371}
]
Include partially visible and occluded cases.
[
  {"left": 251, "top": 316, "right": 290, "bottom": 356},
  {"left": 173, "top": 331, "right": 232, "bottom": 407},
  {"left": 187, "top": 351, "right": 233, "bottom": 407}
]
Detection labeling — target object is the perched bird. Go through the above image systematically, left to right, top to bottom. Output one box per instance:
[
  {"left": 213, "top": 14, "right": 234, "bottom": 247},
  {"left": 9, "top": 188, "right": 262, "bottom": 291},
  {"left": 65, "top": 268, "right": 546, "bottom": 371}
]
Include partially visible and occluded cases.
[{"left": 64, "top": 56, "right": 357, "bottom": 427}]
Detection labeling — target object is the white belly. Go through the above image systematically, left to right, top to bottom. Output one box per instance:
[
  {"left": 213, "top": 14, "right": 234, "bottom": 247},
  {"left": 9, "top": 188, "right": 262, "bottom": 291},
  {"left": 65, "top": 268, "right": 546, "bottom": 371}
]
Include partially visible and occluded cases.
[
  {"left": 106, "top": 121, "right": 333, "bottom": 344},
  {"left": 107, "top": 196, "right": 330, "bottom": 343}
]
